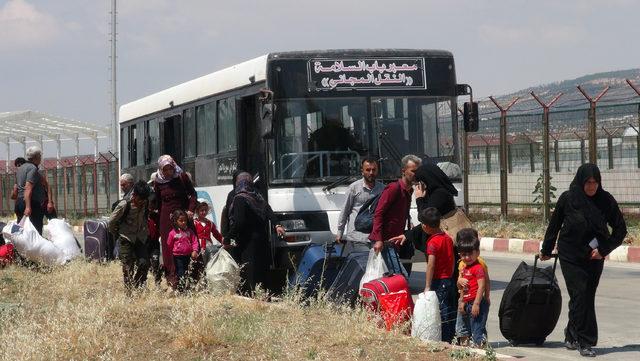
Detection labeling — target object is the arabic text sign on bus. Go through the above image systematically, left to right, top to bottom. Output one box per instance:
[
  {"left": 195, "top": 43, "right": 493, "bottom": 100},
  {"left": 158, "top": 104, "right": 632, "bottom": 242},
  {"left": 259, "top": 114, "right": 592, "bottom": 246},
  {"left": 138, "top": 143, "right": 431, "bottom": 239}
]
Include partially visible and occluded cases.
[{"left": 308, "top": 58, "right": 427, "bottom": 91}]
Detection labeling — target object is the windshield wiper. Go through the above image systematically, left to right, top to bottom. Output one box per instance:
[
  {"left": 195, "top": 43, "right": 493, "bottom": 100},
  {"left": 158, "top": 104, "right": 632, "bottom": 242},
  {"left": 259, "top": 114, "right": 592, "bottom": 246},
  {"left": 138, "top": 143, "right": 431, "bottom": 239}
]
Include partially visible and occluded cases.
[{"left": 322, "top": 175, "right": 356, "bottom": 192}]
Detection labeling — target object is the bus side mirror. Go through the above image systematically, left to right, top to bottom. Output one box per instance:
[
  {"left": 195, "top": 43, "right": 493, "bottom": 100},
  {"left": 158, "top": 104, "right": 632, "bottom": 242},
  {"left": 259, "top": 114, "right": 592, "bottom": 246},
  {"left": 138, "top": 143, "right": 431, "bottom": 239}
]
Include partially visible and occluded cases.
[
  {"left": 463, "top": 101, "right": 479, "bottom": 132},
  {"left": 261, "top": 103, "right": 275, "bottom": 139}
]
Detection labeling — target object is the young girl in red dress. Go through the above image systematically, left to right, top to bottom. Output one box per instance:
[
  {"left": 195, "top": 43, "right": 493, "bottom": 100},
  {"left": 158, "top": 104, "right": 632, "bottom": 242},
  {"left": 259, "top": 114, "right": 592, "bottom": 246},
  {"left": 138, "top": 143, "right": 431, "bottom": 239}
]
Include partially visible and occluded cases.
[{"left": 191, "top": 201, "right": 223, "bottom": 284}]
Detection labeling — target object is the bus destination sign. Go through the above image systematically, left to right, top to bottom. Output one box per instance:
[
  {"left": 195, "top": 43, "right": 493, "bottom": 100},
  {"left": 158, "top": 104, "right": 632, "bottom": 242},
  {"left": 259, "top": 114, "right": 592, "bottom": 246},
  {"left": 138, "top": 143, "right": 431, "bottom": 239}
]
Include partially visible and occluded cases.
[{"left": 308, "top": 58, "right": 426, "bottom": 91}]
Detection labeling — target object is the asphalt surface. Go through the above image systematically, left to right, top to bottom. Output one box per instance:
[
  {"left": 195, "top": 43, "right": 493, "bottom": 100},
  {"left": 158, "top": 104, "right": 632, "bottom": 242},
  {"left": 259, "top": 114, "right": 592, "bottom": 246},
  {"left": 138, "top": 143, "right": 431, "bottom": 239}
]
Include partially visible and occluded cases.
[{"left": 409, "top": 251, "right": 640, "bottom": 360}]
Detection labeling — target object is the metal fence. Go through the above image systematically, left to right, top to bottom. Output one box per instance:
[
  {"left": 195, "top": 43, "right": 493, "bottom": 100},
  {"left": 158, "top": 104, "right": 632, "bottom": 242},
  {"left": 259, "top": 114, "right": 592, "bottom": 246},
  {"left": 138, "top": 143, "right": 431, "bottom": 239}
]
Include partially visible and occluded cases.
[
  {"left": 465, "top": 87, "right": 640, "bottom": 220},
  {"left": 0, "top": 152, "right": 119, "bottom": 219}
]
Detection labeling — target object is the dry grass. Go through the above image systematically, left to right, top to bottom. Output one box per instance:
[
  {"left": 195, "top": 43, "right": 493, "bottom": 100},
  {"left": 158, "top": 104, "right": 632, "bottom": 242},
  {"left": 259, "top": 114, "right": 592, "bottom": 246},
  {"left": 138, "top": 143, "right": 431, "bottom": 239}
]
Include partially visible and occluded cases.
[
  {"left": 471, "top": 213, "right": 640, "bottom": 246},
  {"left": 0, "top": 261, "right": 462, "bottom": 361}
]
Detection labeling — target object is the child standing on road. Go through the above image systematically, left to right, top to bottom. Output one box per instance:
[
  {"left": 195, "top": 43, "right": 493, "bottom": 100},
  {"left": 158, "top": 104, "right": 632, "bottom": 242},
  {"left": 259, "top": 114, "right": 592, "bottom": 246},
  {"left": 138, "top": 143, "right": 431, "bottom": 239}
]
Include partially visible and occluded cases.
[
  {"left": 191, "top": 201, "right": 223, "bottom": 283},
  {"left": 421, "top": 207, "right": 456, "bottom": 343},
  {"left": 167, "top": 209, "right": 199, "bottom": 293},
  {"left": 455, "top": 229, "right": 489, "bottom": 347}
]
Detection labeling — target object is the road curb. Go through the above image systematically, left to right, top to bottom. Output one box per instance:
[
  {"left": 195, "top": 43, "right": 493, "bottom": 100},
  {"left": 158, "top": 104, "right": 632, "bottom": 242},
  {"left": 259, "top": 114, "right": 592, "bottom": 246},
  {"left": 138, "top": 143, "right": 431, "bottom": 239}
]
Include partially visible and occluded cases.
[{"left": 480, "top": 237, "right": 640, "bottom": 263}]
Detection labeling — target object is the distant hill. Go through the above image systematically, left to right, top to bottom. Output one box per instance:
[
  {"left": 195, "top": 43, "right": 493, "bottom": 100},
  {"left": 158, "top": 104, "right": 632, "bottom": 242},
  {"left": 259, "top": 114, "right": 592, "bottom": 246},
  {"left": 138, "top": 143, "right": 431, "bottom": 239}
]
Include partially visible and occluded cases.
[{"left": 479, "top": 68, "right": 640, "bottom": 117}]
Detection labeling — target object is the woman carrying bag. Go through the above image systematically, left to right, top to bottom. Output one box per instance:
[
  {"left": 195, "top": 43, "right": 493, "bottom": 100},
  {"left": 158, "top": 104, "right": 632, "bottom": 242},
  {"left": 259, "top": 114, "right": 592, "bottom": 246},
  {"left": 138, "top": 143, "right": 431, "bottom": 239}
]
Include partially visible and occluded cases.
[{"left": 540, "top": 163, "right": 626, "bottom": 357}]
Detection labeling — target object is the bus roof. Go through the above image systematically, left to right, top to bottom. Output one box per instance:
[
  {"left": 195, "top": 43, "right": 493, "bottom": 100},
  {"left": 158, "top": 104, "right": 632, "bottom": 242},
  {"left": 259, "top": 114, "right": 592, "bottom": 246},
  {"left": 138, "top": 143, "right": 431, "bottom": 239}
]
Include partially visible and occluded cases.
[
  {"left": 119, "top": 49, "right": 454, "bottom": 123},
  {"left": 119, "top": 54, "right": 268, "bottom": 123}
]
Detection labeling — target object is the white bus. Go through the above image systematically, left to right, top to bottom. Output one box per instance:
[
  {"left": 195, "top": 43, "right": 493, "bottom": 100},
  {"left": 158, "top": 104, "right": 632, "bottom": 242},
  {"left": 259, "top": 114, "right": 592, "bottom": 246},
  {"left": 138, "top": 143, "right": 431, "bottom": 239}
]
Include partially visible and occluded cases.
[{"left": 119, "top": 49, "right": 475, "bottom": 288}]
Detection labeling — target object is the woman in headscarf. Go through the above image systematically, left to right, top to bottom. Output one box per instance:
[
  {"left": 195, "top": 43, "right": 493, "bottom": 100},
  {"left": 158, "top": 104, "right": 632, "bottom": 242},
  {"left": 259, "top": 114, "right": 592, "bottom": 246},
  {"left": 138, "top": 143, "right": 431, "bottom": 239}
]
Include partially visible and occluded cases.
[
  {"left": 152, "top": 155, "right": 197, "bottom": 289},
  {"left": 397, "top": 162, "right": 460, "bottom": 253},
  {"left": 414, "top": 162, "right": 458, "bottom": 215},
  {"left": 540, "top": 163, "right": 626, "bottom": 357},
  {"left": 220, "top": 169, "right": 244, "bottom": 239},
  {"left": 226, "top": 172, "right": 285, "bottom": 295}
]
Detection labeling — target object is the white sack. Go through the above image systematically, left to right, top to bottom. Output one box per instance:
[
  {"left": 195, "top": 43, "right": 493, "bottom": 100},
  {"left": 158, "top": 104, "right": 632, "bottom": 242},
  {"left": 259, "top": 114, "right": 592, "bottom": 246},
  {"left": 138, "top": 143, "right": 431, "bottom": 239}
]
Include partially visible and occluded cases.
[
  {"left": 2, "top": 218, "right": 66, "bottom": 266},
  {"left": 47, "top": 219, "right": 81, "bottom": 262},
  {"left": 205, "top": 248, "right": 240, "bottom": 295},
  {"left": 359, "top": 249, "right": 388, "bottom": 291},
  {"left": 411, "top": 291, "right": 442, "bottom": 341}
]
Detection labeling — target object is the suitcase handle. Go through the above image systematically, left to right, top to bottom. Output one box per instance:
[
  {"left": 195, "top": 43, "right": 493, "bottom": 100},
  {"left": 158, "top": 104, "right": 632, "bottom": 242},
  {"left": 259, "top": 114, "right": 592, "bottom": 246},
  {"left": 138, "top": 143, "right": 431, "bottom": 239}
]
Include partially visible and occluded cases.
[
  {"left": 324, "top": 240, "right": 348, "bottom": 258},
  {"left": 381, "top": 244, "right": 407, "bottom": 279},
  {"left": 527, "top": 254, "right": 559, "bottom": 303}
]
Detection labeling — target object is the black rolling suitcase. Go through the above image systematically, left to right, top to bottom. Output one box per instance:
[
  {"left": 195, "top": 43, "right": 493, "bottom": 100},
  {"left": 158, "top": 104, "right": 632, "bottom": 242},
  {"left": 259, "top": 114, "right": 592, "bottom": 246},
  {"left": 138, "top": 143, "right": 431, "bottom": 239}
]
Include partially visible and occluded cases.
[
  {"left": 327, "top": 249, "right": 370, "bottom": 306},
  {"left": 499, "top": 254, "right": 562, "bottom": 346}
]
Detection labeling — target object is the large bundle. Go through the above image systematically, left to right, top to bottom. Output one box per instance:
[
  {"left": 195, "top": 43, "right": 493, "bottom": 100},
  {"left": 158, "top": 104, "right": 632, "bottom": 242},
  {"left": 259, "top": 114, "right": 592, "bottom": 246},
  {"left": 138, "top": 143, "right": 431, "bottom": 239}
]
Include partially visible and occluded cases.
[
  {"left": 2, "top": 218, "right": 67, "bottom": 266},
  {"left": 46, "top": 219, "right": 82, "bottom": 262}
]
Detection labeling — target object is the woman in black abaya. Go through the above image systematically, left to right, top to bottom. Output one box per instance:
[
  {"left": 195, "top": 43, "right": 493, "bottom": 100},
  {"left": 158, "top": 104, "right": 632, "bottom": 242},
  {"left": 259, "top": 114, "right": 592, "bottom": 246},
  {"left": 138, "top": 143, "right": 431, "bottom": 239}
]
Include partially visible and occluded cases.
[{"left": 540, "top": 163, "right": 626, "bottom": 357}]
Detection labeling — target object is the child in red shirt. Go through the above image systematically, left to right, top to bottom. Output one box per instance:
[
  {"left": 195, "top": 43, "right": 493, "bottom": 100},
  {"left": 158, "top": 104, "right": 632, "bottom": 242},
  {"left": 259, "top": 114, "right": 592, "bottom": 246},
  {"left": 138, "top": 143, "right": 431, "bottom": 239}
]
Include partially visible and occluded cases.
[
  {"left": 191, "top": 201, "right": 223, "bottom": 285},
  {"left": 421, "top": 207, "right": 456, "bottom": 343},
  {"left": 455, "top": 229, "right": 489, "bottom": 347}
]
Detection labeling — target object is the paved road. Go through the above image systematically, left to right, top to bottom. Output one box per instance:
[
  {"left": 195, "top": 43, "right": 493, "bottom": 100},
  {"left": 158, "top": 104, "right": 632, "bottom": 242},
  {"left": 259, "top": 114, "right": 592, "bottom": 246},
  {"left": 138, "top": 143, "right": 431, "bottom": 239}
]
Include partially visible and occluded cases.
[{"left": 408, "top": 251, "right": 640, "bottom": 360}]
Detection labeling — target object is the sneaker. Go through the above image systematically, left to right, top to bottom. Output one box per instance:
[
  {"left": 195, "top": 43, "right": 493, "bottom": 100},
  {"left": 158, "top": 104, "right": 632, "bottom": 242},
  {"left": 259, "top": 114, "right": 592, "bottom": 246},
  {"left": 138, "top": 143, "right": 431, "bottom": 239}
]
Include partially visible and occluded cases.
[
  {"left": 565, "top": 340, "right": 578, "bottom": 350},
  {"left": 578, "top": 346, "right": 596, "bottom": 357}
]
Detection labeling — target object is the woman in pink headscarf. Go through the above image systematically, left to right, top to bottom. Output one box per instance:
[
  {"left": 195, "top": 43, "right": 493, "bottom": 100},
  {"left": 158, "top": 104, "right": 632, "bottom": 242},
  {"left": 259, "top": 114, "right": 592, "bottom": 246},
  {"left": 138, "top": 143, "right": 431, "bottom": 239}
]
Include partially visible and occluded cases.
[{"left": 152, "top": 155, "right": 197, "bottom": 289}]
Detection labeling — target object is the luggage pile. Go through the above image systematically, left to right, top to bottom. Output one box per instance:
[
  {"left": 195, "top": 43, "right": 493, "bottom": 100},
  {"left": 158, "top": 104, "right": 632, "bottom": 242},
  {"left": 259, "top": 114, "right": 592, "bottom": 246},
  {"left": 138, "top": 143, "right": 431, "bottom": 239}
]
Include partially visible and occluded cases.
[
  {"left": 2, "top": 217, "right": 81, "bottom": 266},
  {"left": 290, "top": 242, "right": 415, "bottom": 331}
]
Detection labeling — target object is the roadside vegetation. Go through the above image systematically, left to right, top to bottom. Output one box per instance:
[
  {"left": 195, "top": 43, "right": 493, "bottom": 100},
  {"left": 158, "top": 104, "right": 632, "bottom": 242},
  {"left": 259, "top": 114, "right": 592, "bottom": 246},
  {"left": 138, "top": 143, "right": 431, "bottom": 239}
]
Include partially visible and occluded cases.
[{"left": 0, "top": 261, "right": 463, "bottom": 361}]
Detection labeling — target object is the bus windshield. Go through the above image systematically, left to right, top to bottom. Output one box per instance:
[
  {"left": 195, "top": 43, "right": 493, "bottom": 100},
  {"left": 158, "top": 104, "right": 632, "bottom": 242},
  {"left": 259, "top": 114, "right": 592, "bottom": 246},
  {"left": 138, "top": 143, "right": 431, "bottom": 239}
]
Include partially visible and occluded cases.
[{"left": 270, "top": 96, "right": 457, "bottom": 184}]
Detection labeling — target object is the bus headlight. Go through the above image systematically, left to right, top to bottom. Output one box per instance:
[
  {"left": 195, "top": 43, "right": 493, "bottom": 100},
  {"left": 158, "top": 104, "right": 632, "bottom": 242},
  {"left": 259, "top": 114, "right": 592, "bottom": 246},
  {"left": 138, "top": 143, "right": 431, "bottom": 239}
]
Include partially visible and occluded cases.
[{"left": 280, "top": 219, "right": 306, "bottom": 231}]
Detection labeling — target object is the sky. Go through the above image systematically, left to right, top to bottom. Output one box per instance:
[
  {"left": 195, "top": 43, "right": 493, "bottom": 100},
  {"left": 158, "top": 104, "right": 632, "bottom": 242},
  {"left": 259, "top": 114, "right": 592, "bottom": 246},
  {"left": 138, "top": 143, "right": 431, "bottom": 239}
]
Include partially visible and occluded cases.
[{"left": 1, "top": 0, "right": 639, "bottom": 158}]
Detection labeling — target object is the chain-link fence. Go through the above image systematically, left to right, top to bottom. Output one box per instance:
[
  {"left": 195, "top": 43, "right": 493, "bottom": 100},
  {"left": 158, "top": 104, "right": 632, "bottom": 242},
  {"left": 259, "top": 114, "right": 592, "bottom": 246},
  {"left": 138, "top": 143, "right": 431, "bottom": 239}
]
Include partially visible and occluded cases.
[
  {"left": 466, "top": 94, "right": 640, "bottom": 220},
  {"left": 0, "top": 152, "right": 119, "bottom": 219}
]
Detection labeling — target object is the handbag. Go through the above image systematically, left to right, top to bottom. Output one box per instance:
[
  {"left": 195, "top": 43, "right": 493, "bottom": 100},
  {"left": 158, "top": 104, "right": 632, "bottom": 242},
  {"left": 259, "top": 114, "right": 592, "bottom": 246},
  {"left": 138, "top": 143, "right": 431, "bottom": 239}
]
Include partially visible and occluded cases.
[{"left": 440, "top": 208, "right": 472, "bottom": 243}]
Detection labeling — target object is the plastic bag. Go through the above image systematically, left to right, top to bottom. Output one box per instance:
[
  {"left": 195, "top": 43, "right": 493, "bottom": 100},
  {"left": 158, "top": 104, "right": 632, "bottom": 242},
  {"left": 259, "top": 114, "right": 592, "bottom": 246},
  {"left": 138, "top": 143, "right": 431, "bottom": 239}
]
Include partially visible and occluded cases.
[
  {"left": 2, "top": 218, "right": 66, "bottom": 266},
  {"left": 47, "top": 219, "right": 81, "bottom": 262},
  {"left": 205, "top": 248, "right": 240, "bottom": 295},
  {"left": 359, "top": 249, "right": 388, "bottom": 290},
  {"left": 379, "top": 290, "right": 414, "bottom": 331},
  {"left": 411, "top": 291, "right": 442, "bottom": 341}
]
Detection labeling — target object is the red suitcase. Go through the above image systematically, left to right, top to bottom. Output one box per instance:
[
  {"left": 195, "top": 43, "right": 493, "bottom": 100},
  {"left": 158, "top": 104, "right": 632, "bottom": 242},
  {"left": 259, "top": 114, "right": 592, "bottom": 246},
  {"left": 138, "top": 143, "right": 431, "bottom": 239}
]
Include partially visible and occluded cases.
[
  {"left": 0, "top": 243, "right": 15, "bottom": 266},
  {"left": 360, "top": 274, "right": 414, "bottom": 331}
]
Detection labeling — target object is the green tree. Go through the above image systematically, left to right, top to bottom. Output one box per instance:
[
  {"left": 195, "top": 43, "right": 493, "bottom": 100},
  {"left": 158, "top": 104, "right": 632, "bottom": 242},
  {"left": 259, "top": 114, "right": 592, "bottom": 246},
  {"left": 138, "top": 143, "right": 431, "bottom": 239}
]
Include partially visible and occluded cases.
[{"left": 532, "top": 172, "right": 557, "bottom": 206}]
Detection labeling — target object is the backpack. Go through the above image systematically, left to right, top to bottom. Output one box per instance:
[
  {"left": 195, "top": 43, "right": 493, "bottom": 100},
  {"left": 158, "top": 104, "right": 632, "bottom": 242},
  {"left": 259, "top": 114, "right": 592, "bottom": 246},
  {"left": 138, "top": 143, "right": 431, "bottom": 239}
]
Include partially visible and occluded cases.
[
  {"left": 353, "top": 181, "right": 411, "bottom": 235},
  {"left": 354, "top": 193, "right": 383, "bottom": 233}
]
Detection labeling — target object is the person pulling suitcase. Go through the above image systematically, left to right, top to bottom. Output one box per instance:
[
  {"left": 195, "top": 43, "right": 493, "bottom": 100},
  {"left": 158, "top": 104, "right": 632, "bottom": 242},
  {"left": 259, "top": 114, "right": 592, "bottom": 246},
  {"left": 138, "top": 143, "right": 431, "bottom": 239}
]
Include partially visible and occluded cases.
[{"left": 540, "top": 164, "right": 627, "bottom": 357}]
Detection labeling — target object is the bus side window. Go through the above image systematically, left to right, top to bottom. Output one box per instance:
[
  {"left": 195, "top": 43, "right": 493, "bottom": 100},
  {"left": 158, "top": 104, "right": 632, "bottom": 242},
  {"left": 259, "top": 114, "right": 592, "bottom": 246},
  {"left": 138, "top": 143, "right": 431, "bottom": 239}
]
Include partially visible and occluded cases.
[
  {"left": 218, "top": 98, "right": 237, "bottom": 153},
  {"left": 196, "top": 102, "right": 216, "bottom": 155},
  {"left": 183, "top": 108, "right": 197, "bottom": 158},
  {"left": 148, "top": 118, "right": 160, "bottom": 164},
  {"left": 136, "top": 122, "right": 145, "bottom": 166},
  {"left": 130, "top": 124, "right": 138, "bottom": 167},
  {"left": 121, "top": 126, "right": 129, "bottom": 169}
]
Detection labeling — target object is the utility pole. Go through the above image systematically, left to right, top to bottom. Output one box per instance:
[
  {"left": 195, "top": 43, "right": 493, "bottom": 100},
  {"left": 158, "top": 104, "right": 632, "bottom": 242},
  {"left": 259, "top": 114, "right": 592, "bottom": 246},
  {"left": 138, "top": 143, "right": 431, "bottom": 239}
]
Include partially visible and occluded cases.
[{"left": 110, "top": 0, "right": 118, "bottom": 153}]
